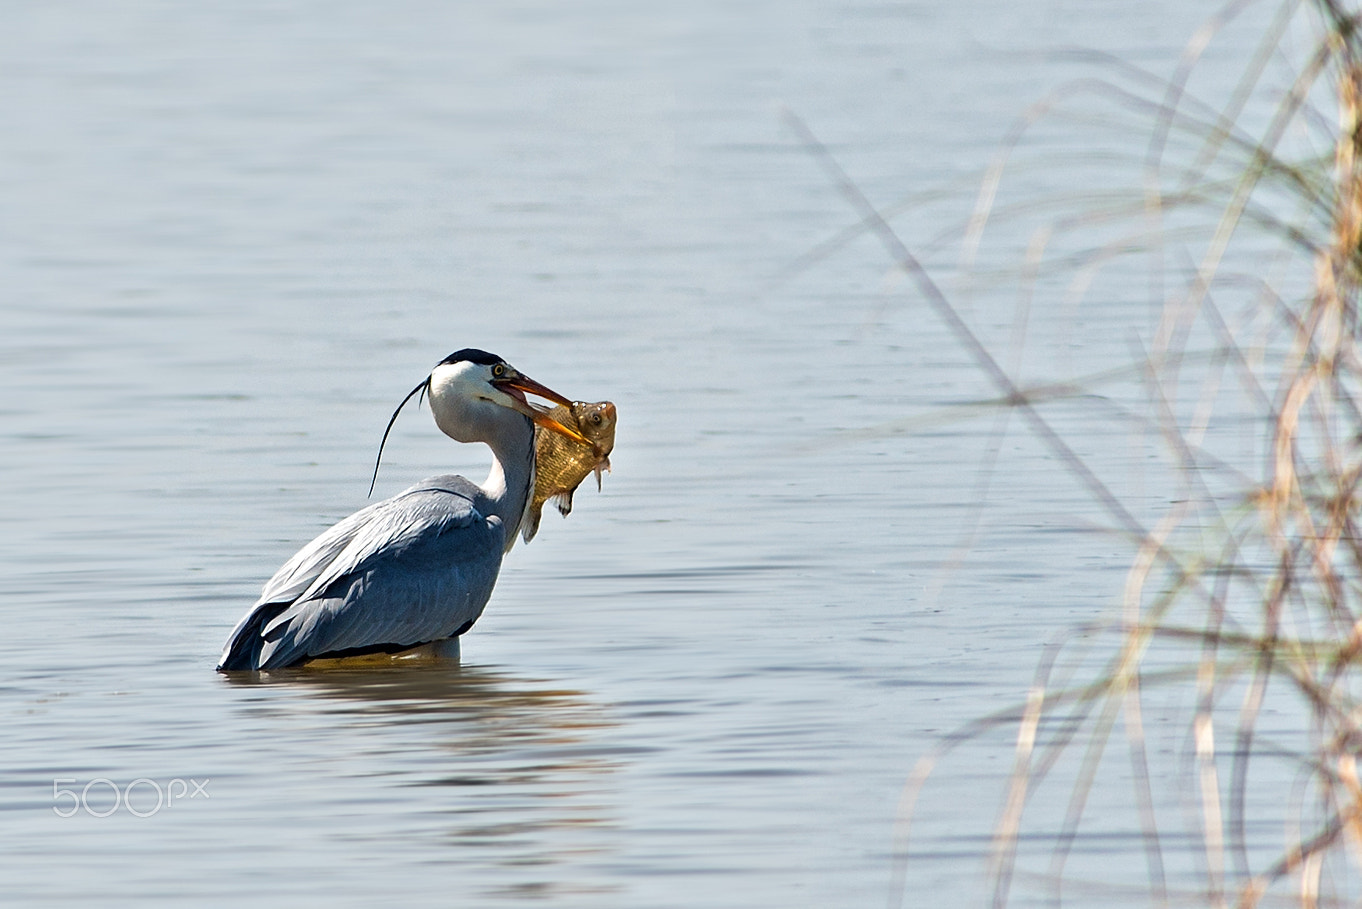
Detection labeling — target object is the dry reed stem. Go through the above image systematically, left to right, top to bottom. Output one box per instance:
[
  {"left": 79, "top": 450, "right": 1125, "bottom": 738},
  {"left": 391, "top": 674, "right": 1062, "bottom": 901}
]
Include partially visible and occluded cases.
[
  {"left": 794, "top": 2, "right": 1362, "bottom": 904},
  {"left": 986, "top": 681, "right": 1045, "bottom": 906}
]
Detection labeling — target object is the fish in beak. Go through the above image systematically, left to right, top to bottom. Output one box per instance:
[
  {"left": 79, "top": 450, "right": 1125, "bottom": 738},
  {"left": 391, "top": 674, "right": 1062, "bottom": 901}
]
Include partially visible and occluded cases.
[{"left": 493, "top": 373, "right": 595, "bottom": 448}]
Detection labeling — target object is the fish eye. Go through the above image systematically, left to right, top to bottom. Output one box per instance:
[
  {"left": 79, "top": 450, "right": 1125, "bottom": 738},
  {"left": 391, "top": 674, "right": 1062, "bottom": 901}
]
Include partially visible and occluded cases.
[
  {"left": 491, "top": 363, "right": 506, "bottom": 378},
  {"left": 590, "top": 413, "right": 603, "bottom": 425}
]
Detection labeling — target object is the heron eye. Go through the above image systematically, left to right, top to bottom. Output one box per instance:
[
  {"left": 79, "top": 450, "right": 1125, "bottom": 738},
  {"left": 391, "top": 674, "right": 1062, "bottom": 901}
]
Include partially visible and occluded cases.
[{"left": 491, "top": 364, "right": 506, "bottom": 378}]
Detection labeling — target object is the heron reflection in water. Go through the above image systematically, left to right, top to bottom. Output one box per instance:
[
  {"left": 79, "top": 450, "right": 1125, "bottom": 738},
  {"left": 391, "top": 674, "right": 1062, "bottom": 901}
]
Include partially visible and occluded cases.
[{"left": 218, "top": 349, "right": 591, "bottom": 671}]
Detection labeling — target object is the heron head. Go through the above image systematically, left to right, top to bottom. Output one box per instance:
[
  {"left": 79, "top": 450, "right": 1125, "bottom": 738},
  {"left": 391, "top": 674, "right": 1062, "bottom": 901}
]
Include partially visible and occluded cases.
[
  {"left": 367, "top": 348, "right": 592, "bottom": 496},
  {"left": 429, "top": 349, "right": 591, "bottom": 445}
]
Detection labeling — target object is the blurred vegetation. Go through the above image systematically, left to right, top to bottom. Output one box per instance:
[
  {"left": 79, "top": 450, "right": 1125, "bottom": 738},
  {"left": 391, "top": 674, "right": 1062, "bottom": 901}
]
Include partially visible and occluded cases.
[{"left": 806, "top": 0, "right": 1362, "bottom": 905}]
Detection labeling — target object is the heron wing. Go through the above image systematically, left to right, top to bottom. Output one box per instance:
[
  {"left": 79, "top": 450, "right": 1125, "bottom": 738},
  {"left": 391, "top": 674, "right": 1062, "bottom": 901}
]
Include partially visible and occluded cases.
[
  {"left": 219, "top": 479, "right": 505, "bottom": 670},
  {"left": 252, "top": 499, "right": 395, "bottom": 608}
]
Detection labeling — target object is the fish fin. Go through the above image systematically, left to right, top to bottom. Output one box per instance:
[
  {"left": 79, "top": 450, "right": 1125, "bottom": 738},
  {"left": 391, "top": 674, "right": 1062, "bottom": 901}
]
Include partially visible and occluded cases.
[
  {"left": 593, "top": 456, "right": 611, "bottom": 491},
  {"left": 552, "top": 491, "right": 575, "bottom": 516},
  {"left": 522, "top": 505, "right": 542, "bottom": 542}
]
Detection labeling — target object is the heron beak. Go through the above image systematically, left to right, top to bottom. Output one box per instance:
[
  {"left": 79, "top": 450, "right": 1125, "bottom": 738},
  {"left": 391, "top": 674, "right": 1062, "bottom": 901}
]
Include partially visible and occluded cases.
[
  {"left": 496, "top": 373, "right": 574, "bottom": 408},
  {"left": 494, "top": 374, "right": 593, "bottom": 446},
  {"left": 524, "top": 404, "right": 593, "bottom": 446}
]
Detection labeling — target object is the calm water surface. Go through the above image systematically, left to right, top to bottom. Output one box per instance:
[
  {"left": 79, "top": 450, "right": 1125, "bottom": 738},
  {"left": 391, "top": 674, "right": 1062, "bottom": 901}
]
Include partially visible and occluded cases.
[{"left": 0, "top": 2, "right": 1287, "bottom": 905}]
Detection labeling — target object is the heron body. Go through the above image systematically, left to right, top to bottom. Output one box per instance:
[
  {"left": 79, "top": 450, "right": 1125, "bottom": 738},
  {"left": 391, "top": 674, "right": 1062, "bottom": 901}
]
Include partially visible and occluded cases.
[{"left": 217, "top": 349, "right": 589, "bottom": 671}]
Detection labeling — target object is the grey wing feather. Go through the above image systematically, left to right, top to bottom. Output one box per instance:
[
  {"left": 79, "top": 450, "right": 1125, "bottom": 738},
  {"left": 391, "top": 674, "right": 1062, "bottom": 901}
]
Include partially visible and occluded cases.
[
  {"left": 219, "top": 479, "right": 505, "bottom": 670},
  {"left": 253, "top": 499, "right": 392, "bottom": 607}
]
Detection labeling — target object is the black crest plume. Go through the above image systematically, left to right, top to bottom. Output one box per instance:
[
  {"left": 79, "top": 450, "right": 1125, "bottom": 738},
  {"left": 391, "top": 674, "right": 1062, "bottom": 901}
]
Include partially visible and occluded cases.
[{"left": 368, "top": 377, "right": 430, "bottom": 497}]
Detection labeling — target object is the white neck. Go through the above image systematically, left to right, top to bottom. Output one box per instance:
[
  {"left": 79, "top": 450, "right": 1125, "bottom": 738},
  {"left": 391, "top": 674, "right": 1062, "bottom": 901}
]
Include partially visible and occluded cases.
[
  {"left": 428, "top": 361, "right": 535, "bottom": 552},
  {"left": 480, "top": 423, "right": 534, "bottom": 552}
]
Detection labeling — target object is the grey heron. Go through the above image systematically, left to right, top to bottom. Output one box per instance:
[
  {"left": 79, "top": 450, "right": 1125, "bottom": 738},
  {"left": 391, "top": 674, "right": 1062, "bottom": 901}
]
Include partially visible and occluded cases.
[{"left": 216, "top": 348, "right": 592, "bottom": 671}]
